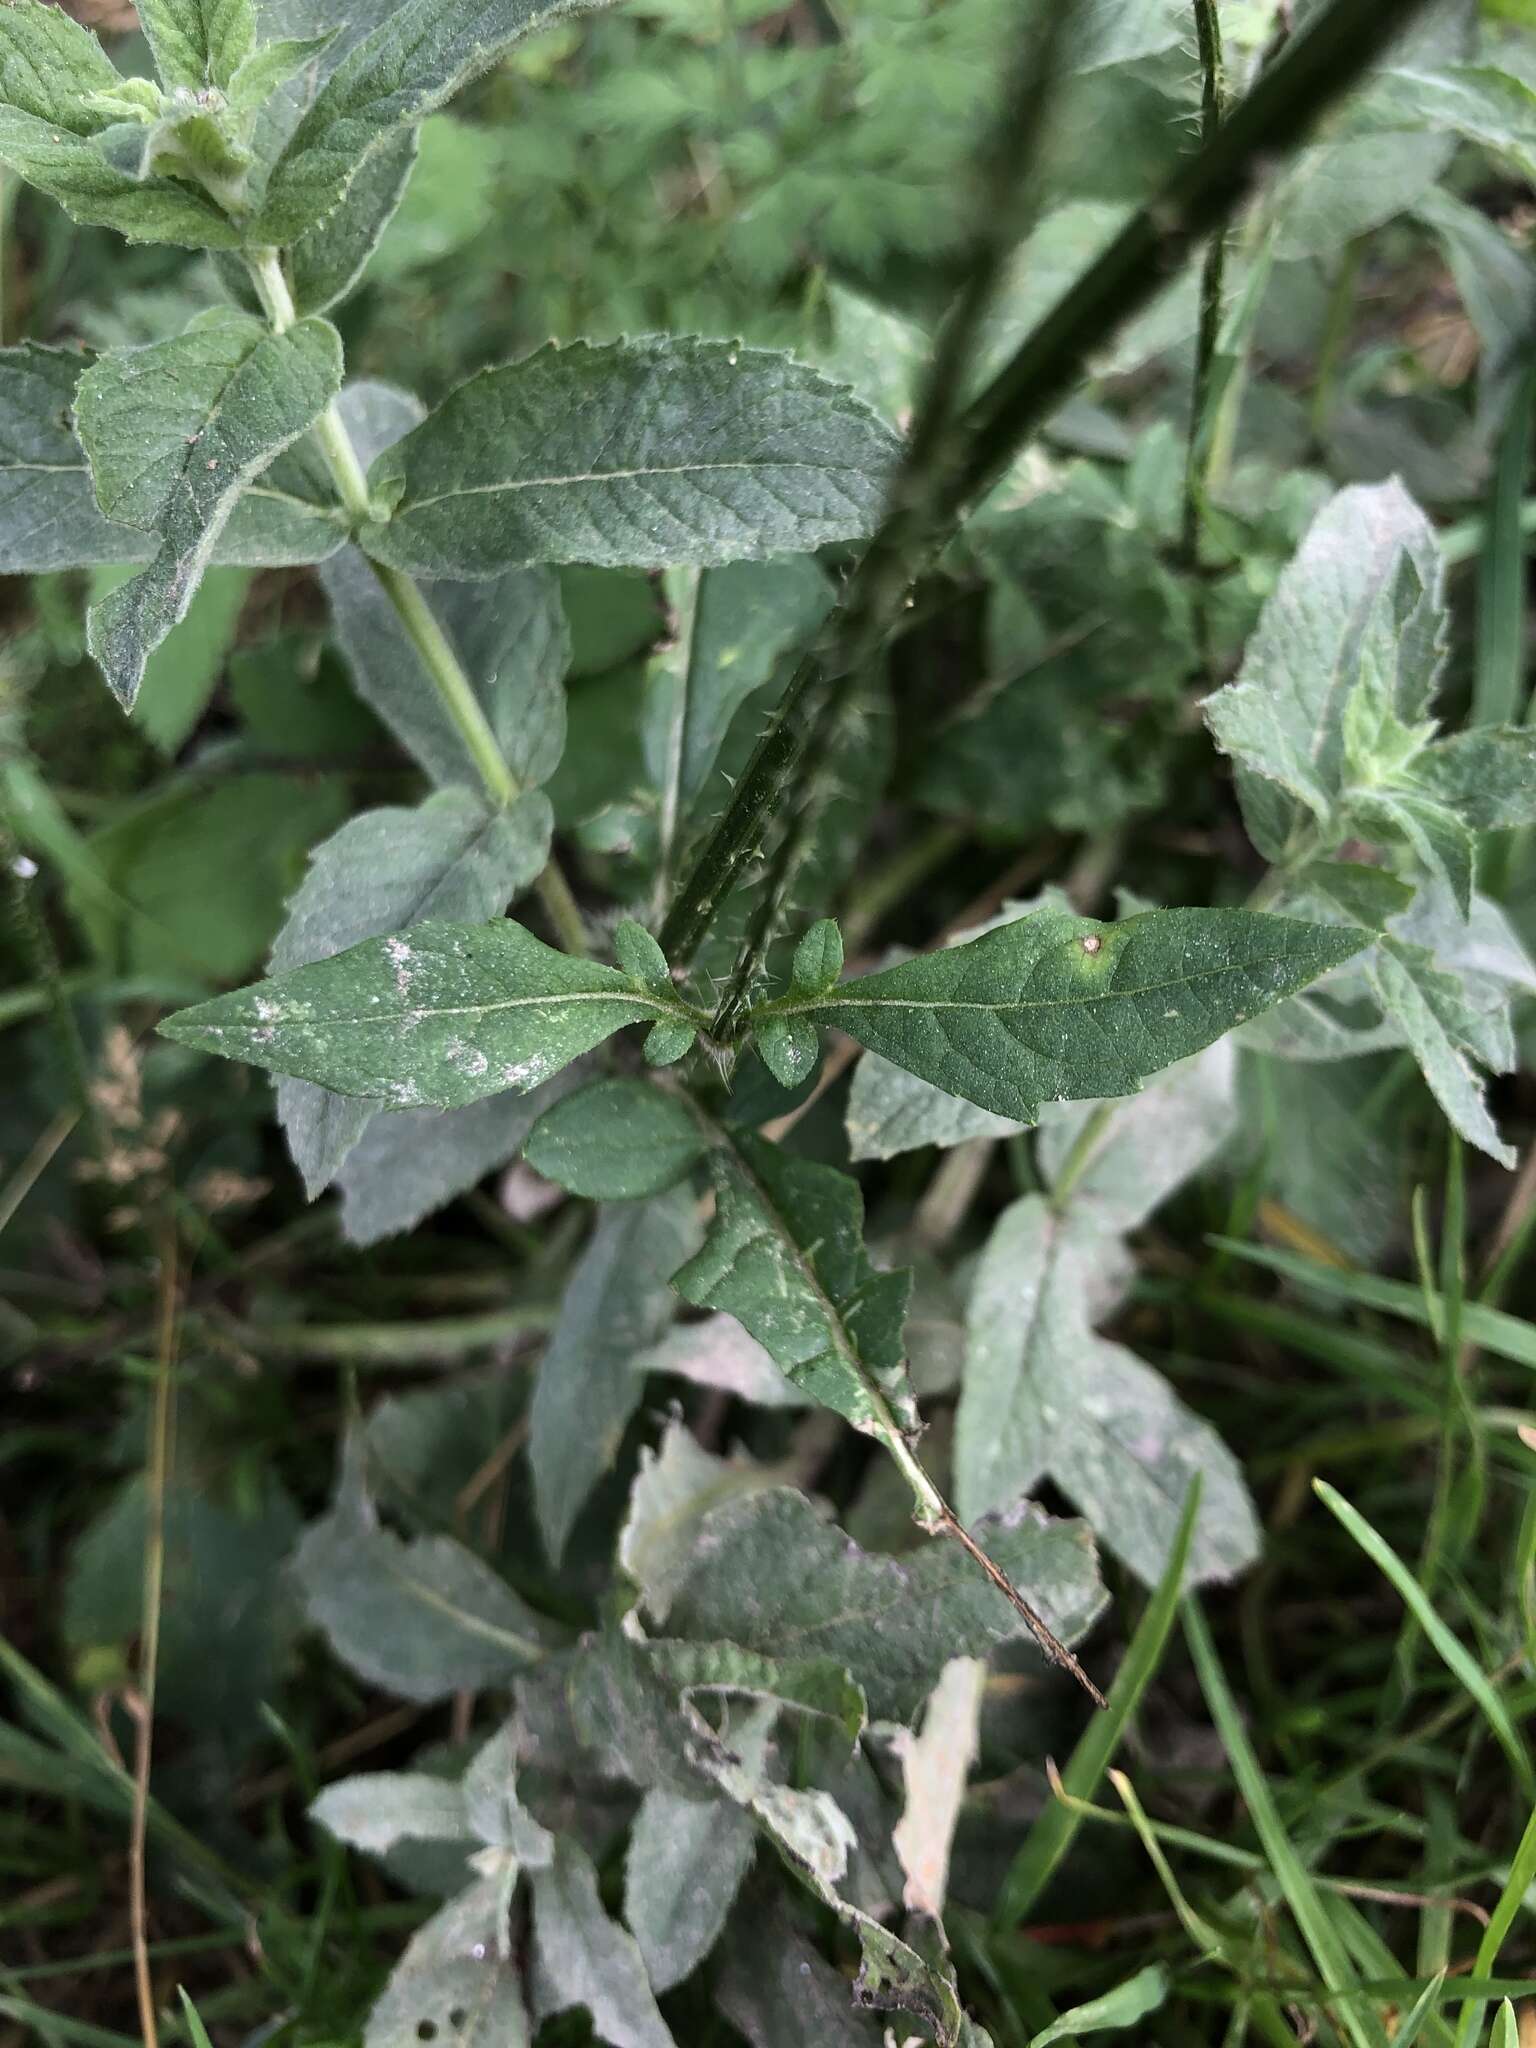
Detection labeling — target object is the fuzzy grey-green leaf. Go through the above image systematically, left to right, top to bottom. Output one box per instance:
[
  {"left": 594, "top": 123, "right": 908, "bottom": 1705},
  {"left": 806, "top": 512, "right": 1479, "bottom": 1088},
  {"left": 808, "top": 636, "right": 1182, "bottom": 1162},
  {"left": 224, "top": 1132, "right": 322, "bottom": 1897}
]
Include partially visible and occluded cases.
[
  {"left": 138, "top": 0, "right": 255, "bottom": 89},
  {"left": 253, "top": 0, "right": 612, "bottom": 244},
  {"left": 80, "top": 313, "right": 342, "bottom": 706},
  {"left": 359, "top": 338, "right": 901, "bottom": 578},
  {"left": 271, "top": 787, "right": 552, "bottom": 1195},
  {"left": 767, "top": 906, "right": 1366, "bottom": 1126},
  {"left": 160, "top": 918, "right": 695, "bottom": 1109},
  {"left": 529, "top": 1190, "right": 701, "bottom": 1563},
  {"left": 665, "top": 1487, "right": 1104, "bottom": 1722},
  {"left": 531, "top": 1837, "right": 677, "bottom": 2048}
]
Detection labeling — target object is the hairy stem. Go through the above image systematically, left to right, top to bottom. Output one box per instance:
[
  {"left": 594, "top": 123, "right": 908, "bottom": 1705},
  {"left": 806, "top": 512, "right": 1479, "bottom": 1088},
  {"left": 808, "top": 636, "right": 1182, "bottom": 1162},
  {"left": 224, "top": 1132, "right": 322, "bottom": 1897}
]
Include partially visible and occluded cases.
[
  {"left": 660, "top": 0, "right": 1437, "bottom": 972},
  {"left": 1181, "top": 0, "right": 1229, "bottom": 641},
  {"left": 244, "top": 250, "right": 588, "bottom": 956}
]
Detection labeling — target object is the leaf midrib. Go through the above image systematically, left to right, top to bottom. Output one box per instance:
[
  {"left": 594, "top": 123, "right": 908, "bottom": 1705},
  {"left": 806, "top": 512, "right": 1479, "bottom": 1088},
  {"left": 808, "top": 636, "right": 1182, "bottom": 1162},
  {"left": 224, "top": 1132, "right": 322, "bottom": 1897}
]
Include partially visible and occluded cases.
[
  {"left": 394, "top": 456, "right": 882, "bottom": 516},
  {"left": 778, "top": 944, "right": 1329, "bottom": 1019}
]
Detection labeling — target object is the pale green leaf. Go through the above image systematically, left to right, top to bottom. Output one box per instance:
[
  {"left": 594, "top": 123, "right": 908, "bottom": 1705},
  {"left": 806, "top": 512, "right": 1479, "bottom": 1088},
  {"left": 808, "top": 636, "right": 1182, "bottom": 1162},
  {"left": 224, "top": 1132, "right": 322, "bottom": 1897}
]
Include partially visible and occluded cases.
[
  {"left": 138, "top": 0, "right": 255, "bottom": 89},
  {"left": 253, "top": 0, "right": 611, "bottom": 243},
  {"left": 818, "top": 283, "right": 926, "bottom": 422},
  {"left": 79, "top": 312, "right": 342, "bottom": 706},
  {"left": 360, "top": 338, "right": 901, "bottom": 578},
  {"left": 1202, "top": 482, "right": 1443, "bottom": 859},
  {"left": 322, "top": 550, "right": 570, "bottom": 792},
  {"left": 127, "top": 565, "right": 250, "bottom": 754},
  {"left": 1416, "top": 727, "right": 1536, "bottom": 831},
  {"left": 270, "top": 787, "right": 552, "bottom": 1195},
  {"left": 760, "top": 905, "right": 1366, "bottom": 1125},
  {"left": 159, "top": 918, "right": 701, "bottom": 1109},
  {"left": 1367, "top": 939, "right": 1516, "bottom": 1167},
  {"left": 1036, "top": 1041, "right": 1237, "bottom": 1235},
  {"left": 846, "top": 1051, "right": 1025, "bottom": 1162},
  {"left": 336, "top": 1076, "right": 581, "bottom": 1245},
  {"left": 523, "top": 1077, "right": 706, "bottom": 1200},
  {"left": 671, "top": 1129, "right": 919, "bottom": 1442},
  {"left": 529, "top": 1189, "right": 701, "bottom": 1563},
  {"left": 955, "top": 1195, "right": 1259, "bottom": 1586},
  {"left": 630, "top": 1315, "right": 806, "bottom": 1412},
  {"left": 618, "top": 1421, "right": 779, "bottom": 1626},
  {"left": 291, "top": 1436, "right": 561, "bottom": 1701},
  {"left": 664, "top": 1486, "right": 1104, "bottom": 1722},
  {"left": 461, "top": 1720, "right": 555, "bottom": 1865},
  {"left": 311, "top": 1773, "right": 469, "bottom": 1856},
  {"left": 624, "top": 1788, "right": 755, "bottom": 1992},
  {"left": 530, "top": 1837, "right": 677, "bottom": 2048},
  {"left": 365, "top": 1873, "right": 529, "bottom": 2048},
  {"left": 1027, "top": 1965, "right": 1170, "bottom": 2047}
]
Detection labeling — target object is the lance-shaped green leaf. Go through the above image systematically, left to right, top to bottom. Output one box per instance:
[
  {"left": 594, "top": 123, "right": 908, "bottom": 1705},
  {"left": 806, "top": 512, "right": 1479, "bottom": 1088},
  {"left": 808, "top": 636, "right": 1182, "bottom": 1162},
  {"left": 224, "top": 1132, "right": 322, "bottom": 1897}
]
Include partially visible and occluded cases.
[
  {"left": 138, "top": 0, "right": 255, "bottom": 90},
  {"left": 252, "top": 0, "right": 611, "bottom": 243},
  {"left": 0, "top": 3, "right": 242, "bottom": 248},
  {"left": 289, "top": 127, "right": 419, "bottom": 316},
  {"left": 79, "top": 312, "right": 342, "bottom": 706},
  {"left": 359, "top": 338, "right": 901, "bottom": 579},
  {"left": 270, "top": 786, "right": 553, "bottom": 1195},
  {"left": 755, "top": 906, "right": 1366, "bottom": 1126},
  {"left": 159, "top": 918, "right": 705, "bottom": 1109},
  {"left": 1368, "top": 938, "right": 1516, "bottom": 1168},
  {"left": 524, "top": 1078, "right": 707, "bottom": 1200},
  {"left": 671, "top": 1129, "right": 919, "bottom": 1443},
  {"left": 530, "top": 1189, "right": 702, "bottom": 1563},
  {"left": 292, "top": 1436, "right": 563, "bottom": 1701},
  {"left": 664, "top": 1487, "right": 1104, "bottom": 1724},
  {"left": 625, "top": 1787, "right": 755, "bottom": 1992},
  {"left": 531, "top": 1837, "right": 677, "bottom": 2048},
  {"left": 364, "top": 1873, "right": 531, "bottom": 2048}
]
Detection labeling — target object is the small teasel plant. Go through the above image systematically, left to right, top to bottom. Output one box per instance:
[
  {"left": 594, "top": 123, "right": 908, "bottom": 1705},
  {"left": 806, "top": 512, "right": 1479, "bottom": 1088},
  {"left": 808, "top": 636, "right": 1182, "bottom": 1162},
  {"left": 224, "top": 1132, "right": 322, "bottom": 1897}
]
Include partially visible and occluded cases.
[{"left": 4, "top": 0, "right": 1536, "bottom": 2040}]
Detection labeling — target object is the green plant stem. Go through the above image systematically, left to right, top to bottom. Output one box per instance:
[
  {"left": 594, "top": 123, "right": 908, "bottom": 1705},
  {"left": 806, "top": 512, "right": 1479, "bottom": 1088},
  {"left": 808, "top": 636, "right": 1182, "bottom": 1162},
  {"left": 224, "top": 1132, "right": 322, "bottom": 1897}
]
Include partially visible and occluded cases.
[
  {"left": 660, "top": 0, "right": 1438, "bottom": 971},
  {"left": 1181, "top": 0, "right": 1228, "bottom": 603},
  {"left": 243, "top": 249, "right": 588, "bottom": 957},
  {"left": 1474, "top": 353, "right": 1536, "bottom": 729}
]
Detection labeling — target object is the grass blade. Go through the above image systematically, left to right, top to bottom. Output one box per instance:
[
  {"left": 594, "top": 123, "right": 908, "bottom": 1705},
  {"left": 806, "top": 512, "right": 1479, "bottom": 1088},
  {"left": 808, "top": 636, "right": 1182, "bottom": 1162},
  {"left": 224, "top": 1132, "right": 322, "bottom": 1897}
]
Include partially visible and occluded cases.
[
  {"left": 1208, "top": 1240, "right": 1536, "bottom": 1372},
  {"left": 994, "top": 1476, "right": 1201, "bottom": 1926},
  {"left": 1313, "top": 1481, "right": 1535, "bottom": 1799},
  {"left": 1183, "top": 1593, "right": 1391, "bottom": 2048}
]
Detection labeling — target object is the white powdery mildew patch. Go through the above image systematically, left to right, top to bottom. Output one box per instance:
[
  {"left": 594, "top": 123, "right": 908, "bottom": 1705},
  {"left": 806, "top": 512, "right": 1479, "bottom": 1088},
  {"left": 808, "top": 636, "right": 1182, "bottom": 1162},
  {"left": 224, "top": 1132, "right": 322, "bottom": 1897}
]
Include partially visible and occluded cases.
[
  {"left": 384, "top": 934, "right": 414, "bottom": 998},
  {"left": 446, "top": 1038, "right": 490, "bottom": 1078}
]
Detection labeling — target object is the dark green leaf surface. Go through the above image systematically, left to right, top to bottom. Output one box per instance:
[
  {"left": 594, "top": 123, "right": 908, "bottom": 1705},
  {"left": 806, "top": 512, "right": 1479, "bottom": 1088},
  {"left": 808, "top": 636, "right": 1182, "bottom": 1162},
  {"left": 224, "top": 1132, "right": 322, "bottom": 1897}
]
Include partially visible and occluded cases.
[
  {"left": 253, "top": 0, "right": 616, "bottom": 244},
  {"left": 80, "top": 313, "right": 342, "bottom": 705},
  {"left": 359, "top": 338, "right": 901, "bottom": 577},
  {"left": 762, "top": 906, "right": 1366, "bottom": 1124},
  {"left": 160, "top": 918, "right": 700, "bottom": 1109},
  {"left": 524, "top": 1078, "right": 707, "bottom": 1199},
  {"left": 672, "top": 1130, "right": 919, "bottom": 1441}
]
